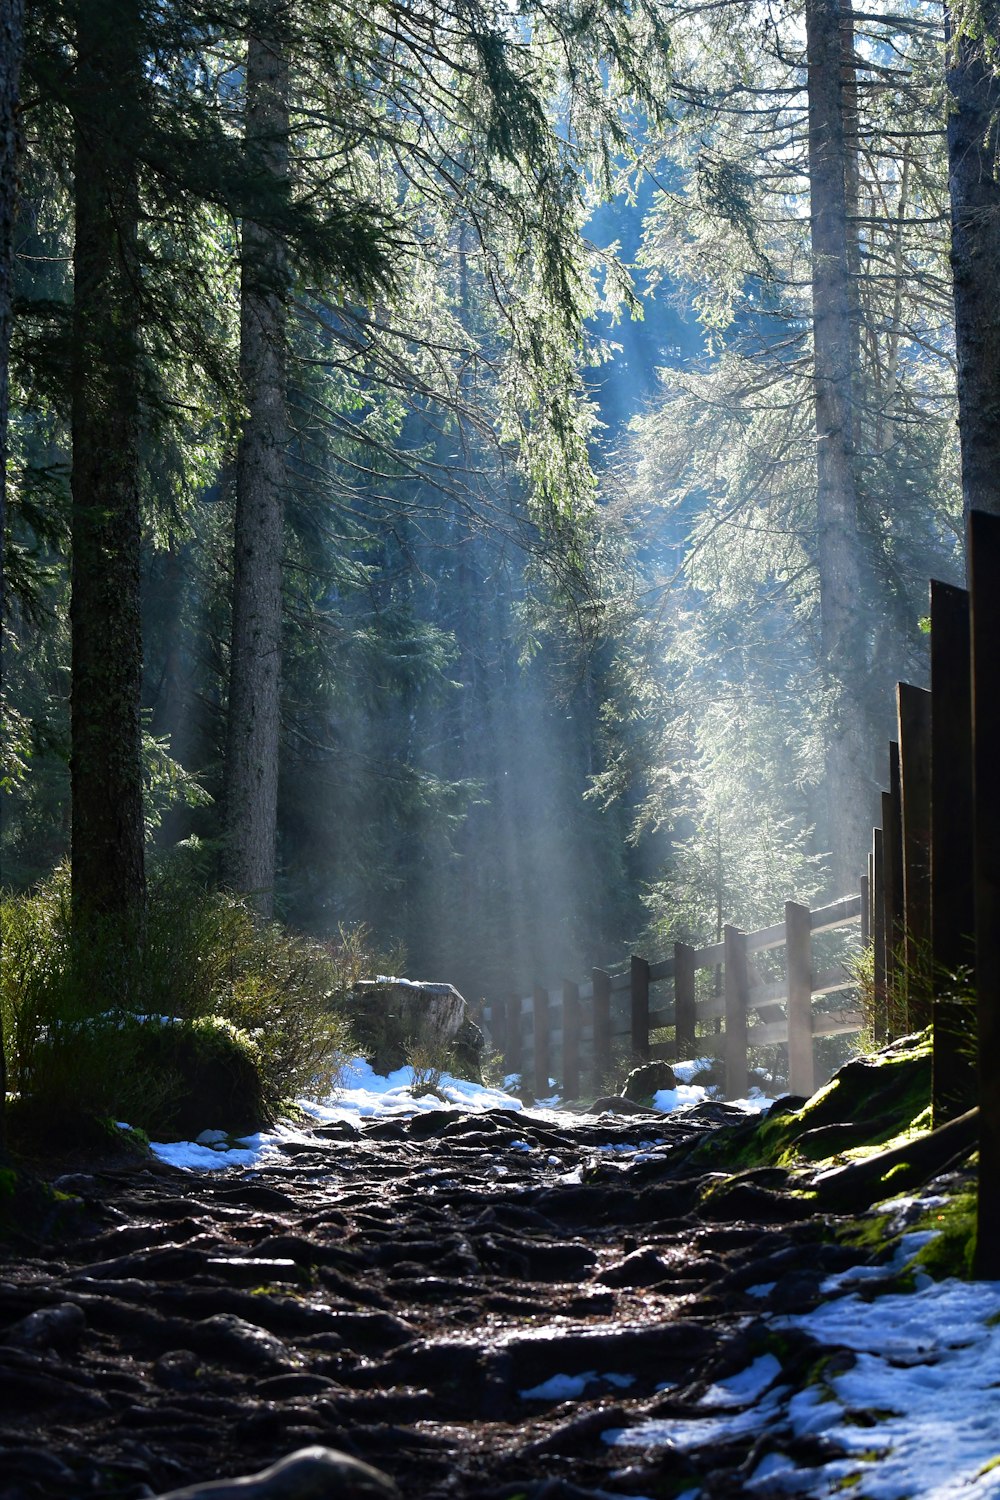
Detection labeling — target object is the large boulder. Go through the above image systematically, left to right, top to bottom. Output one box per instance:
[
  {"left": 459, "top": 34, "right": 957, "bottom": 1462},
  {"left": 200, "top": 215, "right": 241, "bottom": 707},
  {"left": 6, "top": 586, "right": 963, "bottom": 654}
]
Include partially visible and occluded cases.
[
  {"left": 350, "top": 978, "right": 482, "bottom": 1080},
  {"left": 621, "top": 1060, "right": 677, "bottom": 1103}
]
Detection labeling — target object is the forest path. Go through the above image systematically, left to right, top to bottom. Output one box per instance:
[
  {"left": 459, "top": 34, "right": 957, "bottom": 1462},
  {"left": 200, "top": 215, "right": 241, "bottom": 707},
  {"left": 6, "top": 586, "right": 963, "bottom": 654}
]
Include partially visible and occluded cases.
[{"left": 0, "top": 1103, "right": 871, "bottom": 1500}]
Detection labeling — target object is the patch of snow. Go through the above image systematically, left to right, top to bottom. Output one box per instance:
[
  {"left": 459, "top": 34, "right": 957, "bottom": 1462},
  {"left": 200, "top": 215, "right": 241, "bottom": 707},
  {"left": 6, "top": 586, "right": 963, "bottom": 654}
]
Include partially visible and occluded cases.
[
  {"left": 672, "top": 1057, "right": 716, "bottom": 1084},
  {"left": 652, "top": 1083, "right": 711, "bottom": 1113},
  {"left": 699, "top": 1353, "right": 783, "bottom": 1408},
  {"left": 521, "top": 1371, "right": 637, "bottom": 1400}
]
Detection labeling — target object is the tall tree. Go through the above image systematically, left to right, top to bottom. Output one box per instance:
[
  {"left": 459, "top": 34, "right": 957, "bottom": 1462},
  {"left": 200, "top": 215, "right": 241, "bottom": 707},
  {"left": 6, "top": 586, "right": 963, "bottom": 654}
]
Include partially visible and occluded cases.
[
  {"left": 0, "top": 0, "right": 25, "bottom": 1144},
  {"left": 68, "top": 0, "right": 146, "bottom": 927},
  {"left": 806, "top": 0, "right": 872, "bottom": 889},
  {"left": 945, "top": 0, "right": 1000, "bottom": 522},
  {"left": 223, "top": 2, "right": 290, "bottom": 918}
]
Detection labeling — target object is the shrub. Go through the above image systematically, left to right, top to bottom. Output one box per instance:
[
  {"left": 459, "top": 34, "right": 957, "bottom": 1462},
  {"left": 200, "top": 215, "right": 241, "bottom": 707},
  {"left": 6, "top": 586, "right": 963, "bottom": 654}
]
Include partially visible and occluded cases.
[{"left": 0, "top": 859, "right": 372, "bottom": 1139}]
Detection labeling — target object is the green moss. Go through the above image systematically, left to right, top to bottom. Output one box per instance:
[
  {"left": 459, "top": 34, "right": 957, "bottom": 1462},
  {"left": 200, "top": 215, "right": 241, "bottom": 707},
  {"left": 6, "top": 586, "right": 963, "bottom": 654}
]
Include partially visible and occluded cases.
[{"left": 910, "top": 1191, "right": 976, "bottom": 1280}]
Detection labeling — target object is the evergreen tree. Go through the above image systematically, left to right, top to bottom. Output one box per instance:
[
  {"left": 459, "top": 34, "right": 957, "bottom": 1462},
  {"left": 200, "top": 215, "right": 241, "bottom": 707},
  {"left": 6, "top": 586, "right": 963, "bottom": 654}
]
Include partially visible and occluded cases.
[
  {"left": 0, "top": 0, "right": 25, "bottom": 1144},
  {"left": 68, "top": 0, "right": 147, "bottom": 928},
  {"left": 945, "top": 0, "right": 1000, "bottom": 523}
]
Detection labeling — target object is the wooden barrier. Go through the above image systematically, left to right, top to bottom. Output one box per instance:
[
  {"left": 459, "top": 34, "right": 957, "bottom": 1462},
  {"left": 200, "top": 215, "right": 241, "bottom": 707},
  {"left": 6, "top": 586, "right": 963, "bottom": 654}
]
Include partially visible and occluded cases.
[{"left": 485, "top": 894, "right": 864, "bottom": 1100}]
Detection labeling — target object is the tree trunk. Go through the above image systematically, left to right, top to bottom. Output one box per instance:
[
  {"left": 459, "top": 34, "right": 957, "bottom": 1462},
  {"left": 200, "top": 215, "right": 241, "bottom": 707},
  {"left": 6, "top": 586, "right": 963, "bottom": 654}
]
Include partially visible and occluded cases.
[
  {"left": 0, "top": 0, "right": 25, "bottom": 1147},
  {"left": 806, "top": 0, "right": 873, "bottom": 891},
  {"left": 69, "top": 1, "right": 146, "bottom": 930},
  {"left": 945, "top": 1, "right": 1000, "bottom": 524},
  {"left": 223, "top": 9, "right": 289, "bottom": 919}
]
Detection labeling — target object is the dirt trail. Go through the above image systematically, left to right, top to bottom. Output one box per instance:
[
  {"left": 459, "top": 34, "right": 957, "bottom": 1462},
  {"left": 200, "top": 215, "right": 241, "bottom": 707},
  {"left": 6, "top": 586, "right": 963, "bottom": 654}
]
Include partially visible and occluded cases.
[{"left": 0, "top": 1102, "right": 872, "bottom": 1499}]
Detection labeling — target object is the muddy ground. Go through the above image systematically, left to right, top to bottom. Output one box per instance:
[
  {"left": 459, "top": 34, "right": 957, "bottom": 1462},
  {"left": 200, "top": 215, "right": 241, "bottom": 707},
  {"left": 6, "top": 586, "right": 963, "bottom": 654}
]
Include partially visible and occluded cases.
[{"left": 0, "top": 1100, "right": 897, "bottom": 1499}]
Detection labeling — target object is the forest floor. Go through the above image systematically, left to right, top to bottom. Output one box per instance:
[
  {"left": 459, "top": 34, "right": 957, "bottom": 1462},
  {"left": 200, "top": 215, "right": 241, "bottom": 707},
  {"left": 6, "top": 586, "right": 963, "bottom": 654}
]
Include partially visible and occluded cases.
[{"left": 0, "top": 1063, "right": 996, "bottom": 1500}]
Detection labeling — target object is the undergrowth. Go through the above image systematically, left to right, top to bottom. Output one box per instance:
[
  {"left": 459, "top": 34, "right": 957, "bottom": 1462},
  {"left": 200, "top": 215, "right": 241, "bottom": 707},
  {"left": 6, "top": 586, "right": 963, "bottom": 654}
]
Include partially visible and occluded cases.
[{"left": 0, "top": 859, "right": 379, "bottom": 1138}]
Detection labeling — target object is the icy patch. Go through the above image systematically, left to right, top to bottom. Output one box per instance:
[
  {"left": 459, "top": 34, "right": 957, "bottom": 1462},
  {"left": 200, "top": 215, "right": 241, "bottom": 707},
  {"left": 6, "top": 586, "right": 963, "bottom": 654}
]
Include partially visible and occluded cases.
[
  {"left": 820, "top": 1229, "right": 941, "bottom": 1294},
  {"left": 700, "top": 1354, "right": 783, "bottom": 1408},
  {"left": 521, "top": 1371, "right": 634, "bottom": 1400},
  {"left": 604, "top": 1386, "right": 787, "bottom": 1451}
]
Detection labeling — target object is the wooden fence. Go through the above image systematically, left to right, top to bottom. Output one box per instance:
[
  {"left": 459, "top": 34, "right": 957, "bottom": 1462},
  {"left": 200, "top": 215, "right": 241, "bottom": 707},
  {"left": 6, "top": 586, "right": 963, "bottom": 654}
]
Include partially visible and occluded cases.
[{"left": 485, "top": 895, "right": 864, "bottom": 1102}]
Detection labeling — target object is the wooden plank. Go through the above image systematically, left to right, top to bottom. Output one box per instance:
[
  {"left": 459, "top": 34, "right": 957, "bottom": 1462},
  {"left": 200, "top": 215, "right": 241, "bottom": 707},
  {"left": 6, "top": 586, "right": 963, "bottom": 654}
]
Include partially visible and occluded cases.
[
  {"left": 970, "top": 508, "right": 1000, "bottom": 1277},
  {"left": 930, "top": 577, "right": 977, "bottom": 1124},
  {"left": 898, "top": 681, "right": 933, "bottom": 1029},
  {"left": 887, "top": 742, "right": 906, "bottom": 1035},
  {"left": 872, "top": 826, "right": 887, "bottom": 1043},
  {"left": 861, "top": 870, "right": 871, "bottom": 948},
  {"left": 809, "top": 894, "right": 863, "bottom": 932},
  {"left": 786, "top": 900, "right": 814, "bottom": 1098},
  {"left": 745, "top": 920, "right": 787, "bottom": 953},
  {"left": 724, "top": 925, "right": 750, "bottom": 1098},
  {"left": 694, "top": 939, "right": 726, "bottom": 969},
  {"left": 674, "top": 940, "right": 697, "bottom": 1061},
  {"left": 630, "top": 955, "right": 650, "bottom": 1062},
  {"left": 649, "top": 958, "right": 674, "bottom": 984},
  {"left": 811, "top": 965, "right": 854, "bottom": 997},
  {"left": 592, "top": 968, "right": 612, "bottom": 1090},
  {"left": 609, "top": 971, "right": 632, "bottom": 996},
  {"left": 749, "top": 978, "right": 788, "bottom": 1007},
  {"left": 562, "top": 979, "right": 581, "bottom": 1101},
  {"left": 533, "top": 986, "right": 550, "bottom": 1099},
  {"left": 696, "top": 993, "right": 727, "bottom": 1024},
  {"left": 504, "top": 995, "right": 522, "bottom": 1077},
  {"left": 648, "top": 1005, "right": 676, "bottom": 1031},
  {"left": 812, "top": 1009, "right": 864, "bottom": 1036}
]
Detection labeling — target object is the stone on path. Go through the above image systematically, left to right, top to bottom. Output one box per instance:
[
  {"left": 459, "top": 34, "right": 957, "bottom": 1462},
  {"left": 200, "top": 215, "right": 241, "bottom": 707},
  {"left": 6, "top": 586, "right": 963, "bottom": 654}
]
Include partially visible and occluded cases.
[
  {"left": 350, "top": 977, "right": 480, "bottom": 1076},
  {"left": 620, "top": 1061, "right": 677, "bottom": 1102},
  {"left": 150, "top": 1446, "right": 400, "bottom": 1500}
]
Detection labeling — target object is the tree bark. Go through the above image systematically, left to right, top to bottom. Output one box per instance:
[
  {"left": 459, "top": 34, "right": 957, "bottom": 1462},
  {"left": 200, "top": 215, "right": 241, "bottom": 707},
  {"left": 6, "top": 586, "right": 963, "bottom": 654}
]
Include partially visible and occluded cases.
[
  {"left": 0, "top": 0, "right": 25, "bottom": 1147},
  {"left": 69, "top": 0, "right": 146, "bottom": 929},
  {"left": 806, "top": 0, "right": 873, "bottom": 891},
  {"left": 945, "top": 1, "right": 1000, "bottom": 524},
  {"left": 223, "top": 8, "right": 290, "bottom": 918}
]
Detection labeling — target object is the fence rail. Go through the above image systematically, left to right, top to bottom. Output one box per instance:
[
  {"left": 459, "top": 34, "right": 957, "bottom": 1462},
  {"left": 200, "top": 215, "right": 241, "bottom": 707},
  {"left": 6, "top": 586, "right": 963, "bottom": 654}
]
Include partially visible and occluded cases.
[{"left": 485, "top": 895, "right": 863, "bottom": 1101}]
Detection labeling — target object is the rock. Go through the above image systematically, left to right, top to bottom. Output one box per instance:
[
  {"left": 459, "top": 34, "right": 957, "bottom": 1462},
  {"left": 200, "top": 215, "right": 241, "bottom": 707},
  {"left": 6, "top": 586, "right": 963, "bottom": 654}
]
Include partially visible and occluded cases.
[
  {"left": 350, "top": 978, "right": 470, "bottom": 1074},
  {"left": 621, "top": 1062, "right": 677, "bottom": 1102},
  {"left": 3, "top": 1302, "right": 87, "bottom": 1351},
  {"left": 187, "top": 1313, "right": 297, "bottom": 1370},
  {"left": 149, "top": 1447, "right": 399, "bottom": 1500}
]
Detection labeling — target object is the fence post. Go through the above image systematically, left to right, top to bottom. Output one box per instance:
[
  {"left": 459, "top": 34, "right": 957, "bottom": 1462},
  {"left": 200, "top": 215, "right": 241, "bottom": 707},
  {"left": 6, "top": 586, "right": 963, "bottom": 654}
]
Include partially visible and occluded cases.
[
  {"left": 970, "top": 509, "right": 1000, "bottom": 1277},
  {"left": 930, "top": 577, "right": 976, "bottom": 1124},
  {"left": 898, "top": 682, "right": 933, "bottom": 1029},
  {"left": 886, "top": 743, "right": 906, "bottom": 1035},
  {"left": 872, "top": 826, "right": 887, "bottom": 1043},
  {"left": 785, "top": 900, "right": 814, "bottom": 1098},
  {"left": 723, "top": 925, "right": 749, "bottom": 1098},
  {"left": 674, "top": 941, "right": 696, "bottom": 1062},
  {"left": 630, "top": 955, "right": 650, "bottom": 1063},
  {"left": 592, "top": 968, "right": 612, "bottom": 1090},
  {"left": 562, "top": 980, "right": 581, "bottom": 1100},
  {"left": 533, "top": 986, "right": 550, "bottom": 1100},
  {"left": 505, "top": 994, "right": 522, "bottom": 1081}
]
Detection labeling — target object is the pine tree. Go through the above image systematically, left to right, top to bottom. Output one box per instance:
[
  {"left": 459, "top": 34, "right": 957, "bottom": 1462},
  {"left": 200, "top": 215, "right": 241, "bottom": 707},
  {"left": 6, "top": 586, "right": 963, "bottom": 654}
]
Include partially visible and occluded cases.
[
  {"left": 68, "top": 0, "right": 147, "bottom": 929},
  {"left": 223, "top": 3, "right": 290, "bottom": 917}
]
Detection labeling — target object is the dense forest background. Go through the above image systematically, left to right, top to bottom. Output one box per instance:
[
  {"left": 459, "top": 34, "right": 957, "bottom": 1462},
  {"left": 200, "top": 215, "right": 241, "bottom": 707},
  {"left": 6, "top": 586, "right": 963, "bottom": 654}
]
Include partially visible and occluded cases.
[{"left": 0, "top": 0, "right": 983, "bottom": 1010}]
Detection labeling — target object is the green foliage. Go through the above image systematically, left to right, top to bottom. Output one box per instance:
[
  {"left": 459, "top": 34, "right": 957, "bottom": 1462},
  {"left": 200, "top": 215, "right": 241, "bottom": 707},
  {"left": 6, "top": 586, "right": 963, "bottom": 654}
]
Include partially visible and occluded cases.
[{"left": 0, "top": 860, "right": 375, "bottom": 1136}]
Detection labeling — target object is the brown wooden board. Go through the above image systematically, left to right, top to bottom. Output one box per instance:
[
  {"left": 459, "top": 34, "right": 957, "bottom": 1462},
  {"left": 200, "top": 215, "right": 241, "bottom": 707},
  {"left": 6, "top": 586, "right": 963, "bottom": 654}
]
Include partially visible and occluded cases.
[
  {"left": 970, "top": 509, "right": 1000, "bottom": 1276},
  {"left": 930, "top": 577, "right": 977, "bottom": 1123},
  {"left": 898, "top": 681, "right": 933, "bottom": 1029},
  {"left": 723, "top": 926, "right": 750, "bottom": 1098},
  {"left": 674, "top": 941, "right": 697, "bottom": 1062},
  {"left": 592, "top": 969, "right": 612, "bottom": 1091},
  {"left": 562, "top": 979, "right": 581, "bottom": 1100}
]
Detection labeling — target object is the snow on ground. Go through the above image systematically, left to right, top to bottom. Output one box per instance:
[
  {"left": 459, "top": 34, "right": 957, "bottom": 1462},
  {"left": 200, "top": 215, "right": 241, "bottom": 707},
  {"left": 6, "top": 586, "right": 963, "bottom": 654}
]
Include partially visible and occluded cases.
[
  {"left": 141, "top": 1055, "right": 758, "bottom": 1172},
  {"left": 133, "top": 1059, "right": 1000, "bottom": 1496},
  {"left": 603, "top": 1267, "right": 1000, "bottom": 1499}
]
